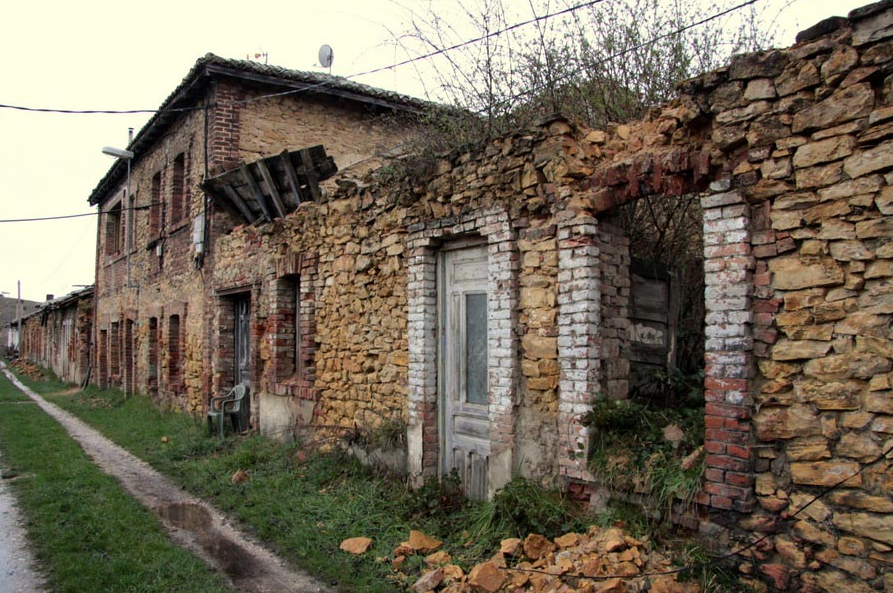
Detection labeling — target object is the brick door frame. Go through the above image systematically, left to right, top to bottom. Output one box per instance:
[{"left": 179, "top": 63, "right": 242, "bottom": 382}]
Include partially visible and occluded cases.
[
  {"left": 558, "top": 180, "right": 757, "bottom": 512},
  {"left": 406, "top": 207, "right": 519, "bottom": 496}
]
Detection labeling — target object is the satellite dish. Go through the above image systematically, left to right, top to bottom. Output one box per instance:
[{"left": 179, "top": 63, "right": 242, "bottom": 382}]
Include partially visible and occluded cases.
[{"left": 318, "top": 44, "right": 334, "bottom": 69}]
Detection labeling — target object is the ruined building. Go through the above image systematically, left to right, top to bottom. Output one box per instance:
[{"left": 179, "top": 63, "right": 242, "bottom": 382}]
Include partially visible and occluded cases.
[{"left": 65, "top": 3, "right": 893, "bottom": 590}]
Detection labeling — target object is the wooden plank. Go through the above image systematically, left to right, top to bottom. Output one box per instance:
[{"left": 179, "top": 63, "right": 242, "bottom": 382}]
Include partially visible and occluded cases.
[
  {"left": 300, "top": 148, "right": 322, "bottom": 202},
  {"left": 279, "top": 149, "right": 304, "bottom": 208},
  {"left": 256, "top": 159, "right": 287, "bottom": 218},
  {"left": 240, "top": 163, "right": 274, "bottom": 221},
  {"left": 222, "top": 184, "right": 256, "bottom": 224}
]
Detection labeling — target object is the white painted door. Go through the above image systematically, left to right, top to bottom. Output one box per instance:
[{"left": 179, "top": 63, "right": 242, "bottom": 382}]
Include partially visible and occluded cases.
[
  {"left": 440, "top": 244, "right": 489, "bottom": 499},
  {"left": 234, "top": 296, "right": 251, "bottom": 387}
]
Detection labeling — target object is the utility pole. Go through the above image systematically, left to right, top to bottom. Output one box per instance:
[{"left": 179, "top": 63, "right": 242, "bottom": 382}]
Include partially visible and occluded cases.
[{"left": 16, "top": 280, "right": 22, "bottom": 355}]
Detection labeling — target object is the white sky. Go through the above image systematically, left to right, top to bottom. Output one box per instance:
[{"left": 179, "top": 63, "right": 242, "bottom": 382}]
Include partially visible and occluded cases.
[{"left": 0, "top": 0, "right": 872, "bottom": 302}]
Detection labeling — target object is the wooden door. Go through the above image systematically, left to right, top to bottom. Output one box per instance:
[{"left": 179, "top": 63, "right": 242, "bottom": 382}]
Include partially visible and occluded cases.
[
  {"left": 440, "top": 244, "right": 489, "bottom": 499},
  {"left": 629, "top": 259, "right": 677, "bottom": 385},
  {"left": 234, "top": 296, "right": 251, "bottom": 387}
]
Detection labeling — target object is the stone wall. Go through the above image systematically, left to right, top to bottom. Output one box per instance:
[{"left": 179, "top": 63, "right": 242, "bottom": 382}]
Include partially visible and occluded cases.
[
  {"left": 542, "top": 3, "right": 893, "bottom": 589},
  {"left": 83, "top": 7, "right": 893, "bottom": 589},
  {"left": 94, "top": 100, "right": 208, "bottom": 411},
  {"left": 214, "top": 126, "right": 580, "bottom": 489}
]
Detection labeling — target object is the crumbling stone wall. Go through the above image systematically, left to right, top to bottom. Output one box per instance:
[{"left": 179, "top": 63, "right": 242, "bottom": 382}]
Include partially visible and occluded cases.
[
  {"left": 547, "top": 3, "right": 893, "bottom": 589},
  {"left": 215, "top": 127, "right": 577, "bottom": 489}
]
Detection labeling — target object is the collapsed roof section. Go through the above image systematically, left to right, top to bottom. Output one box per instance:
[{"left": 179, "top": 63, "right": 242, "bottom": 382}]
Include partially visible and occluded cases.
[{"left": 201, "top": 145, "right": 337, "bottom": 224}]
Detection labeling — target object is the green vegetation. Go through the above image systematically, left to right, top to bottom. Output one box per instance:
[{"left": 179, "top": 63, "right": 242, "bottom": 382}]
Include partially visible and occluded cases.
[
  {"left": 3, "top": 367, "right": 750, "bottom": 592},
  {"left": 582, "top": 369, "right": 706, "bottom": 518},
  {"left": 0, "top": 372, "right": 229, "bottom": 593},
  {"left": 36, "top": 382, "right": 588, "bottom": 593}
]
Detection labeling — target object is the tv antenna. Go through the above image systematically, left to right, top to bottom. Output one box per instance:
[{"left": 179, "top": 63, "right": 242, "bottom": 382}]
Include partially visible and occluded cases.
[{"left": 318, "top": 44, "right": 334, "bottom": 73}]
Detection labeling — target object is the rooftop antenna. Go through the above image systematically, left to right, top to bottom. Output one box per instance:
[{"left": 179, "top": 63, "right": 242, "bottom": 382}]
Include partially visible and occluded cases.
[
  {"left": 318, "top": 44, "right": 334, "bottom": 74},
  {"left": 246, "top": 50, "right": 268, "bottom": 64}
]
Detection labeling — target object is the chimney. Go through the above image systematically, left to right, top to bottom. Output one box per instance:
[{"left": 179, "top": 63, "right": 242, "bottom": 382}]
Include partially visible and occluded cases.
[{"left": 45, "top": 294, "right": 54, "bottom": 302}]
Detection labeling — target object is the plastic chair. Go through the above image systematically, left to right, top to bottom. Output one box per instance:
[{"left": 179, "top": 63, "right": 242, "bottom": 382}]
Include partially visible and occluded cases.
[{"left": 207, "top": 384, "right": 248, "bottom": 438}]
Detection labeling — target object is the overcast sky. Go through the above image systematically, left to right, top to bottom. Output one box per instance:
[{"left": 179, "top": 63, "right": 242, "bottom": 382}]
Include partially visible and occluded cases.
[{"left": 0, "top": 0, "right": 872, "bottom": 302}]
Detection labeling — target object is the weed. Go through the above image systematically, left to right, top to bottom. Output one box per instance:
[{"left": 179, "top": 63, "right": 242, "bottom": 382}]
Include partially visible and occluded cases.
[
  {"left": 582, "top": 378, "right": 706, "bottom": 520},
  {"left": 405, "top": 469, "right": 466, "bottom": 520},
  {"left": 675, "top": 544, "right": 760, "bottom": 593}
]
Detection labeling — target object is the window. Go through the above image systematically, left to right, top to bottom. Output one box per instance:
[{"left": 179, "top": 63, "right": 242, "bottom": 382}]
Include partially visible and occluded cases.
[
  {"left": 171, "top": 153, "right": 186, "bottom": 223},
  {"left": 149, "top": 172, "right": 162, "bottom": 237},
  {"left": 105, "top": 202, "right": 123, "bottom": 256},
  {"left": 273, "top": 276, "right": 300, "bottom": 381},
  {"left": 168, "top": 314, "right": 181, "bottom": 385},
  {"left": 148, "top": 317, "right": 159, "bottom": 395},
  {"left": 110, "top": 321, "right": 120, "bottom": 379},
  {"left": 98, "top": 329, "right": 108, "bottom": 387}
]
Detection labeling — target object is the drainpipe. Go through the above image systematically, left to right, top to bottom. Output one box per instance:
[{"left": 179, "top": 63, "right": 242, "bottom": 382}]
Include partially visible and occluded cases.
[{"left": 125, "top": 128, "right": 134, "bottom": 289}]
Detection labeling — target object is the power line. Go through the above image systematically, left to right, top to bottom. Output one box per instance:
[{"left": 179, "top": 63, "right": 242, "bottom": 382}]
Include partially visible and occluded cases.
[
  {"left": 0, "top": 0, "right": 612, "bottom": 116},
  {"left": 484, "top": 0, "right": 764, "bottom": 114},
  {"left": 0, "top": 103, "right": 202, "bottom": 116},
  {"left": 0, "top": 203, "right": 159, "bottom": 223},
  {"left": 0, "top": 212, "right": 96, "bottom": 223}
]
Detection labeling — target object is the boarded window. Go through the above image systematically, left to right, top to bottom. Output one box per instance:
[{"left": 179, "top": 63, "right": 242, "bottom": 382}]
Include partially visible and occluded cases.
[
  {"left": 629, "top": 259, "right": 676, "bottom": 382},
  {"left": 168, "top": 314, "right": 181, "bottom": 385},
  {"left": 148, "top": 317, "right": 159, "bottom": 395},
  {"left": 110, "top": 321, "right": 120, "bottom": 379}
]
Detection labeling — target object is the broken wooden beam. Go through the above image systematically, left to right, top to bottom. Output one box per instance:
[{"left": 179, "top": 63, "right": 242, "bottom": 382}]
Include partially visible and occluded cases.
[
  {"left": 300, "top": 148, "right": 322, "bottom": 202},
  {"left": 280, "top": 149, "right": 304, "bottom": 208},
  {"left": 256, "top": 159, "right": 287, "bottom": 219},
  {"left": 240, "top": 163, "right": 274, "bottom": 221}
]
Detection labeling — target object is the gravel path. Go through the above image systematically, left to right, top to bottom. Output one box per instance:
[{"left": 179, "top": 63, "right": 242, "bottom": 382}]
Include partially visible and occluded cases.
[
  {"left": 0, "top": 363, "right": 333, "bottom": 593},
  {"left": 0, "top": 444, "right": 47, "bottom": 593}
]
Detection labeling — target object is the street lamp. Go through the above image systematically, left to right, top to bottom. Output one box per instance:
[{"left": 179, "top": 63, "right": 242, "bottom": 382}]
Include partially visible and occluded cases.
[{"left": 102, "top": 144, "right": 134, "bottom": 288}]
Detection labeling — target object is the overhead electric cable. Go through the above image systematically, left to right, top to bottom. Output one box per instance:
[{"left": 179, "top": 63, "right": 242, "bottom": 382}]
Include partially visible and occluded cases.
[
  {"left": 0, "top": 0, "right": 761, "bottom": 117},
  {"left": 0, "top": 0, "right": 612, "bottom": 116},
  {"left": 0, "top": 103, "right": 202, "bottom": 115},
  {"left": 0, "top": 203, "right": 158, "bottom": 223}
]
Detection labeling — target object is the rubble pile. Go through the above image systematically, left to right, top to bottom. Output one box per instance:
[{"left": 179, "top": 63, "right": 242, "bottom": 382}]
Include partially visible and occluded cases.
[
  {"left": 9, "top": 359, "right": 43, "bottom": 380},
  {"left": 346, "top": 526, "right": 703, "bottom": 593}
]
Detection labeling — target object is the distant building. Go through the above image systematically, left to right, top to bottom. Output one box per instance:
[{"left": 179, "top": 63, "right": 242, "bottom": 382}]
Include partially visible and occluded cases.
[
  {"left": 18, "top": 287, "right": 94, "bottom": 384},
  {"left": 1, "top": 296, "right": 42, "bottom": 356}
]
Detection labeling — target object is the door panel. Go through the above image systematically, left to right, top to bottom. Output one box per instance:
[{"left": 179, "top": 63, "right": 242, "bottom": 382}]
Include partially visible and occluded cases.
[
  {"left": 440, "top": 244, "right": 489, "bottom": 499},
  {"left": 234, "top": 296, "right": 251, "bottom": 387}
]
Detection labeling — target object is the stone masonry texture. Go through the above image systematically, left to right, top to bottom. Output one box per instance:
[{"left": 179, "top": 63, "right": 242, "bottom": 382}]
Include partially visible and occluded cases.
[{"left": 59, "top": 6, "right": 893, "bottom": 592}]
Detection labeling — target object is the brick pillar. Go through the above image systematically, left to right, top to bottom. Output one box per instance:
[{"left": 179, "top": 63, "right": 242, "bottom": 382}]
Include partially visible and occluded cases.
[
  {"left": 700, "top": 183, "right": 756, "bottom": 512},
  {"left": 556, "top": 209, "right": 600, "bottom": 481},
  {"left": 482, "top": 215, "right": 518, "bottom": 496},
  {"left": 406, "top": 243, "right": 438, "bottom": 483}
]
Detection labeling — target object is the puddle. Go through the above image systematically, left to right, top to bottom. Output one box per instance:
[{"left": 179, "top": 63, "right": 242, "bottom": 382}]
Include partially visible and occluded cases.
[
  {"left": 159, "top": 501, "right": 212, "bottom": 530},
  {"left": 159, "top": 502, "right": 265, "bottom": 584}
]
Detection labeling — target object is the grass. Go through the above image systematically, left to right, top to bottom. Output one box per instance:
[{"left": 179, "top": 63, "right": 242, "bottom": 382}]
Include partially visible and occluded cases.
[
  {"left": 6, "top": 368, "right": 750, "bottom": 593},
  {"left": 0, "top": 372, "right": 230, "bottom": 593},
  {"left": 21, "top": 379, "right": 588, "bottom": 592},
  {"left": 582, "top": 388, "right": 706, "bottom": 520}
]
